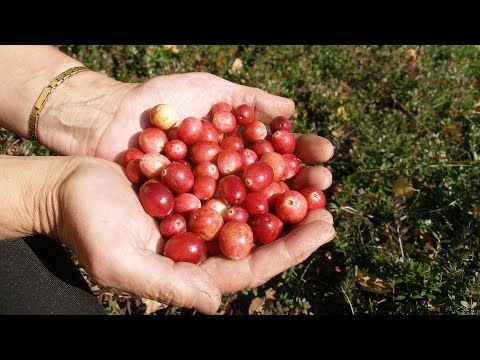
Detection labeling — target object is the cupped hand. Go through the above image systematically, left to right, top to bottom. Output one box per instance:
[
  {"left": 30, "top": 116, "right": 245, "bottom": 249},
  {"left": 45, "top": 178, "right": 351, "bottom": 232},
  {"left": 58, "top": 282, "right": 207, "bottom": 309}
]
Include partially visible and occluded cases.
[
  {"left": 79, "top": 72, "right": 336, "bottom": 313},
  {"left": 59, "top": 135, "right": 335, "bottom": 314}
]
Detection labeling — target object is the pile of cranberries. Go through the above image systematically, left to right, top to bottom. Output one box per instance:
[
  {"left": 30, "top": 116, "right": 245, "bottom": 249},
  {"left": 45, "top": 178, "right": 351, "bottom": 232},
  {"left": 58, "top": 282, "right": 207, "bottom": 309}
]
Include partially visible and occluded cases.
[{"left": 123, "top": 103, "right": 326, "bottom": 264}]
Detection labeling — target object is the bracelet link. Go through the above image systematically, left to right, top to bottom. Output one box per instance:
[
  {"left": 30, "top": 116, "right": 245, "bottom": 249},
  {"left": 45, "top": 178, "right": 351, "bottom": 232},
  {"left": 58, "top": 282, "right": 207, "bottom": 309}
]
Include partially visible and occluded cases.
[{"left": 28, "top": 66, "right": 90, "bottom": 142}]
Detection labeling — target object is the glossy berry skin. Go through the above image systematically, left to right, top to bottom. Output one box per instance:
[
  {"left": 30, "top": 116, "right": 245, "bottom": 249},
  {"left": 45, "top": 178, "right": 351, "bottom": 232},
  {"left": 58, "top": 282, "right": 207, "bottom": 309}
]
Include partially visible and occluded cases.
[
  {"left": 211, "top": 102, "right": 232, "bottom": 117},
  {"left": 150, "top": 104, "right": 178, "bottom": 130},
  {"left": 234, "top": 104, "right": 254, "bottom": 125},
  {"left": 213, "top": 111, "right": 237, "bottom": 133},
  {"left": 270, "top": 116, "right": 293, "bottom": 133},
  {"left": 177, "top": 117, "right": 202, "bottom": 145},
  {"left": 198, "top": 120, "right": 220, "bottom": 143},
  {"left": 243, "top": 121, "right": 267, "bottom": 142},
  {"left": 166, "top": 126, "right": 179, "bottom": 140},
  {"left": 139, "top": 127, "right": 168, "bottom": 154},
  {"left": 271, "top": 130, "right": 296, "bottom": 154},
  {"left": 221, "top": 136, "right": 244, "bottom": 152},
  {"left": 252, "top": 139, "right": 274, "bottom": 157},
  {"left": 164, "top": 140, "right": 188, "bottom": 161},
  {"left": 189, "top": 142, "right": 221, "bottom": 165},
  {"left": 123, "top": 148, "right": 145, "bottom": 166},
  {"left": 239, "top": 149, "right": 258, "bottom": 171},
  {"left": 217, "top": 150, "right": 243, "bottom": 175},
  {"left": 260, "top": 152, "right": 288, "bottom": 182},
  {"left": 139, "top": 153, "right": 171, "bottom": 179},
  {"left": 282, "top": 154, "right": 302, "bottom": 180},
  {"left": 126, "top": 159, "right": 147, "bottom": 184},
  {"left": 177, "top": 159, "right": 192, "bottom": 170},
  {"left": 161, "top": 162, "right": 194, "bottom": 194},
  {"left": 193, "top": 162, "right": 219, "bottom": 180},
  {"left": 242, "top": 162, "right": 274, "bottom": 192},
  {"left": 218, "top": 175, "right": 247, "bottom": 206},
  {"left": 192, "top": 176, "right": 216, "bottom": 200},
  {"left": 138, "top": 181, "right": 174, "bottom": 218},
  {"left": 259, "top": 181, "right": 284, "bottom": 208},
  {"left": 300, "top": 187, "right": 327, "bottom": 210},
  {"left": 275, "top": 190, "right": 308, "bottom": 223},
  {"left": 242, "top": 192, "right": 269, "bottom": 216},
  {"left": 173, "top": 193, "right": 201, "bottom": 218},
  {"left": 203, "top": 198, "right": 229, "bottom": 218},
  {"left": 224, "top": 206, "right": 250, "bottom": 223},
  {"left": 188, "top": 207, "right": 224, "bottom": 241},
  {"left": 159, "top": 213, "right": 187, "bottom": 238},
  {"left": 251, "top": 213, "right": 284, "bottom": 245},
  {"left": 219, "top": 221, "right": 254, "bottom": 260},
  {"left": 164, "top": 232, "right": 207, "bottom": 264}
]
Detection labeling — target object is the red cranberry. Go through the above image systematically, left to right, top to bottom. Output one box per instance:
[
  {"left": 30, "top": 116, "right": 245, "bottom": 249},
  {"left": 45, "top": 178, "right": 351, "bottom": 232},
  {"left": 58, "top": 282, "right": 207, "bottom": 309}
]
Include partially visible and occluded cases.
[
  {"left": 211, "top": 102, "right": 232, "bottom": 116},
  {"left": 234, "top": 104, "right": 254, "bottom": 125},
  {"left": 212, "top": 111, "right": 237, "bottom": 133},
  {"left": 270, "top": 116, "right": 293, "bottom": 133},
  {"left": 177, "top": 117, "right": 202, "bottom": 145},
  {"left": 198, "top": 120, "right": 220, "bottom": 143},
  {"left": 244, "top": 121, "right": 267, "bottom": 142},
  {"left": 139, "top": 127, "right": 169, "bottom": 154},
  {"left": 271, "top": 130, "right": 296, "bottom": 154},
  {"left": 221, "top": 136, "right": 244, "bottom": 152},
  {"left": 252, "top": 139, "right": 274, "bottom": 157},
  {"left": 164, "top": 140, "right": 187, "bottom": 161},
  {"left": 189, "top": 142, "right": 221, "bottom": 164},
  {"left": 123, "top": 148, "right": 145, "bottom": 166},
  {"left": 239, "top": 149, "right": 258, "bottom": 171},
  {"left": 217, "top": 150, "right": 243, "bottom": 175},
  {"left": 260, "top": 152, "right": 288, "bottom": 182},
  {"left": 139, "top": 153, "right": 171, "bottom": 179},
  {"left": 282, "top": 154, "right": 302, "bottom": 179},
  {"left": 126, "top": 159, "right": 147, "bottom": 184},
  {"left": 161, "top": 162, "right": 194, "bottom": 194},
  {"left": 193, "top": 162, "right": 219, "bottom": 180},
  {"left": 242, "top": 162, "right": 274, "bottom": 192},
  {"left": 218, "top": 175, "right": 247, "bottom": 206},
  {"left": 192, "top": 176, "right": 217, "bottom": 200},
  {"left": 138, "top": 181, "right": 174, "bottom": 218},
  {"left": 259, "top": 181, "right": 284, "bottom": 208},
  {"left": 300, "top": 187, "right": 327, "bottom": 210},
  {"left": 275, "top": 190, "right": 308, "bottom": 223},
  {"left": 242, "top": 192, "right": 269, "bottom": 216},
  {"left": 173, "top": 193, "right": 201, "bottom": 218},
  {"left": 203, "top": 198, "right": 229, "bottom": 218},
  {"left": 224, "top": 206, "right": 250, "bottom": 223},
  {"left": 188, "top": 207, "right": 224, "bottom": 241},
  {"left": 159, "top": 213, "right": 187, "bottom": 239},
  {"left": 251, "top": 213, "right": 284, "bottom": 245},
  {"left": 219, "top": 221, "right": 254, "bottom": 260},
  {"left": 164, "top": 232, "right": 206, "bottom": 264}
]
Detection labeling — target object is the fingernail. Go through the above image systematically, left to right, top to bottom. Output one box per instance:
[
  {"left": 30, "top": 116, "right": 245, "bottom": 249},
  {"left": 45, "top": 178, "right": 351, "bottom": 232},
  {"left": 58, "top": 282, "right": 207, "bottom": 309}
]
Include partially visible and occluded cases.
[{"left": 194, "top": 291, "right": 218, "bottom": 315}]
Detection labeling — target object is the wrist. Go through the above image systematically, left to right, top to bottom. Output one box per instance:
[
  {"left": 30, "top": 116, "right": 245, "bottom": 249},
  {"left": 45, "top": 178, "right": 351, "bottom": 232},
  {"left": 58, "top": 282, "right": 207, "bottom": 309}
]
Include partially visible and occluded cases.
[
  {"left": 40, "top": 71, "right": 134, "bottom": 156},
  {"left": 0, "top": 155, "right": 82, "bottom": 240}
]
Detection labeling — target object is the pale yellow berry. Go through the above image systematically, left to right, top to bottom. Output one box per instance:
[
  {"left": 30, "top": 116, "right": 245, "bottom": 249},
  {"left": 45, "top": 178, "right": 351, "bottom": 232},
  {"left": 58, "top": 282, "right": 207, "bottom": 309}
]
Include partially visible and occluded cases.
[{"left": 150, "top": 104, "right": 178, "bottom": 130}]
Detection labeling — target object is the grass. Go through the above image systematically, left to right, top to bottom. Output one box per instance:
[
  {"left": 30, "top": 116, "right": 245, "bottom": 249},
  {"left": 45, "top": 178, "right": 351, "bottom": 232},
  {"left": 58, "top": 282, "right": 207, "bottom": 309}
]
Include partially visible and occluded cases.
[{"left": 2, "top": 45, "right": 479, "bottom": 315}]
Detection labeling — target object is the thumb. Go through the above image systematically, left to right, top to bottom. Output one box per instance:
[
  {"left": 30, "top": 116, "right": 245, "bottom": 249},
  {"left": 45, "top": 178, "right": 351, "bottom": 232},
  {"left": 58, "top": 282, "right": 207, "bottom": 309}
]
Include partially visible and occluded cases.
[
  {"left": 233, "top": 85, "right": 295, "bottom": 124},
  {"left": 97, "top": 248, "right": 221, "bottom": 314}
]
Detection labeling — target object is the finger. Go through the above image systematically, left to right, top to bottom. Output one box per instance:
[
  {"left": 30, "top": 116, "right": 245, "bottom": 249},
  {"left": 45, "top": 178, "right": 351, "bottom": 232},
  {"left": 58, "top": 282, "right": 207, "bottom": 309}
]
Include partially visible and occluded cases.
[
  {"left": 232, "top": 86, "right": 295, "bottom": 124},
  {"left": 293, "top": 134, "right": 335, "bottom": 164},
  {"left": 289, "top": 166, "right": 333, "bottom": 191},
  {"left": 293, "top": 209, "right": 334, "bottom": 229},
  {"left": 201, "top": 220, "right": 335, "bottom": 294},
  {"left": 95, "top": 248, "right": 221, "bottom": 315}
]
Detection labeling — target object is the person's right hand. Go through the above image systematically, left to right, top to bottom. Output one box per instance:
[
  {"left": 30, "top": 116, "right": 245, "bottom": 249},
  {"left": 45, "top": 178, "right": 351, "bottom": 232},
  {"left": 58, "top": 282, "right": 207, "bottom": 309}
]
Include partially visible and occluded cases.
[{"left": 52, "top": 155, "right": 334, "bottom": 314}]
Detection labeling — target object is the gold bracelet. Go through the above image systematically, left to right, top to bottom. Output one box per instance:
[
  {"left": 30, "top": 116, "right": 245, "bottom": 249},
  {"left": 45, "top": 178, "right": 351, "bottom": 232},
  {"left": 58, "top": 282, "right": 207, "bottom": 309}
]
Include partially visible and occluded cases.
[{"left": 28, "top": 66, "right": 91, "bottom": 142}]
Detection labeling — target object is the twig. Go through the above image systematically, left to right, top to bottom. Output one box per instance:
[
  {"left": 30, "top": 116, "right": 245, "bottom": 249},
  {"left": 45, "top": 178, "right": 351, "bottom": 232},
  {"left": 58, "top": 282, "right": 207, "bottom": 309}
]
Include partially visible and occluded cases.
[{"left": 341, "top": 286, "right": 355, "bottom": 315}]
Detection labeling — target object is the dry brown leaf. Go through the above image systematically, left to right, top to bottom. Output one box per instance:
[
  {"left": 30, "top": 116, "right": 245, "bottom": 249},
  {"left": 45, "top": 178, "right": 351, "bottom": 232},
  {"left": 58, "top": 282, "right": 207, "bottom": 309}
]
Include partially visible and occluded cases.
[
  {"left": 163, "top": 45, "right": 180, "bottom": 54},
  {"left": 231, "top": 58, "right": 243, "bottom": 76},
  {"left": 336, "top": 106, "right": 348, "bottom": 120},
  {"left": 331, "top": 125, "right": 346, "bottom": 139},
  {"left": 393, "top": 176, "right": 413, "bottom": 200},
  {"left": 357, "top": 274, "right": 392, "bottom": 294},
  {"left": 248, "top": 288, "right": 276, "bottom": 314},
  {"left": 265, "top": 288, "right": 276, "bottom": 300},
  {"left": 248, "top": 297, "right": 266, "bottom": 315},
  {"left": 142, "top": 298, "right": 167, "bottom": 315}
]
